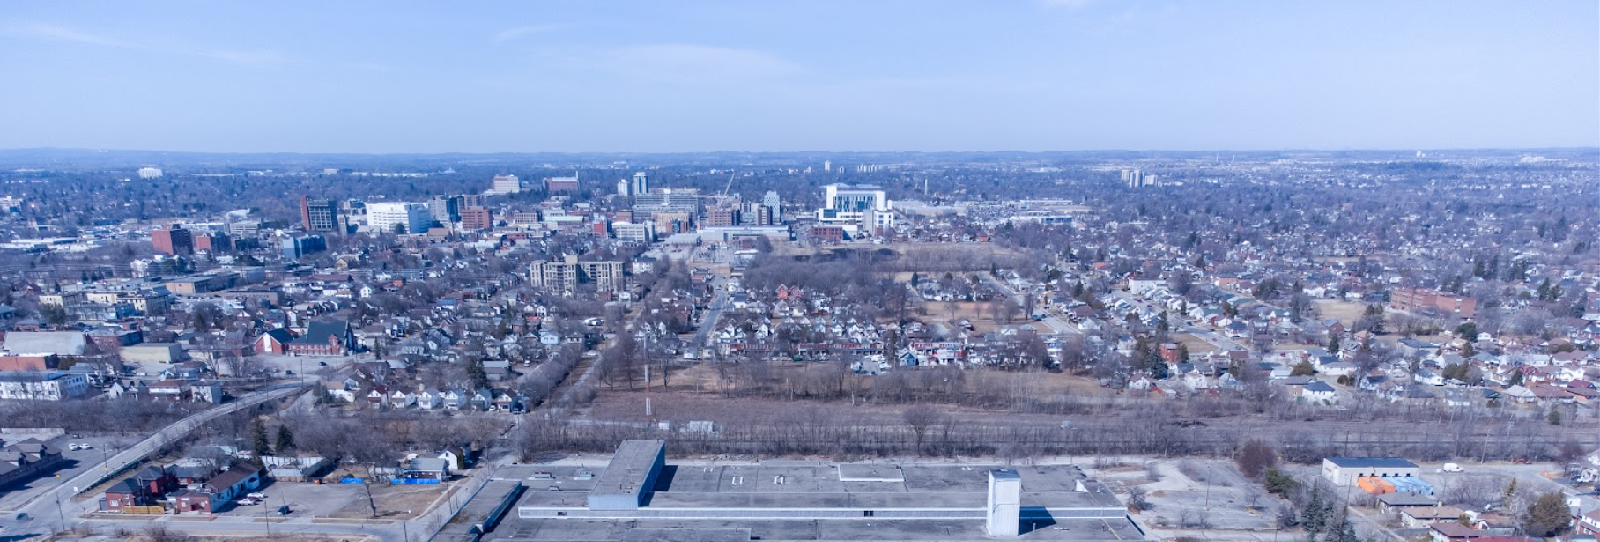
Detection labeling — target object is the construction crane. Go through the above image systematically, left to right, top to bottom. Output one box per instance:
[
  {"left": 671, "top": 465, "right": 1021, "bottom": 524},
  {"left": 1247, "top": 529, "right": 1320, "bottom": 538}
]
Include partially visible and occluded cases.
[{"left": 720, "top": 170, "right": 736, "bottom": 197}]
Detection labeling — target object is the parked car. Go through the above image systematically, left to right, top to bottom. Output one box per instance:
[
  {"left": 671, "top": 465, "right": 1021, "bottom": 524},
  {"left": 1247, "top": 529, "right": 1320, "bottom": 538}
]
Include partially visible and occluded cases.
[
  {"left": 246, "top": 492, "right": 268, "bottom": 499},
  {"left": 237, "top": 498, "right": 259, "bottom": 506}
]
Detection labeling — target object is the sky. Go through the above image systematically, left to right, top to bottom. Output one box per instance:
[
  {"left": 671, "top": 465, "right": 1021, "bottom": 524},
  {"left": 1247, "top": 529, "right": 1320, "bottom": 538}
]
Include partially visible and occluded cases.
[{"left": 1, "top": 0, "right": 1596, "bottom": 153}]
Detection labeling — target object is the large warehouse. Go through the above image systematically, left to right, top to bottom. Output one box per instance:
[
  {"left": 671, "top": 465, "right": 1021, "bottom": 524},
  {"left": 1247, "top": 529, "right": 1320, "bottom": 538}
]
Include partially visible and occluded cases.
[
  {"left": 490, "top": 440, "right": 1143, "bottom": 542},
  {"left": 1321, "top": 457, "right": 1421, "bottom": 486}
]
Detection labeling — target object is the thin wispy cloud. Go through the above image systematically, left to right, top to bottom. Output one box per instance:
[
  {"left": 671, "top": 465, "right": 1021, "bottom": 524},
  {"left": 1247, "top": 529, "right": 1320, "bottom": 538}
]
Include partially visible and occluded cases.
[
  {"left": 1038, "top": 0, "right": 1098, "bottom": 9},
  {"left": 6, "top": 21, "right": 288, "bottom": 66},
  {"left": 10, "top": 22, "right": 133, "bottom": 48},
  {"left": 493, "top": 24, "right": 561, "bottom": 43},
  {"left": 601, "top": 44, "right": 806, "bottom": 84}
]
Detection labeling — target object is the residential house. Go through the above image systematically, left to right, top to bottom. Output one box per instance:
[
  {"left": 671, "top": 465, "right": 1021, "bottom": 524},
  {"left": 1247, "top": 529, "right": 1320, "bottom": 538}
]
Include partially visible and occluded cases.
[
  {"left": 322, "top": 380, "right": 356, "bottom": 403},
  {"left": 1303, "top": 380, "right": 1339, "bottom": 404},
  {"left": 416, "top": 388, "right": 442, "bottom": 410},
  {"left": 442, "top": 388, "right": 466, "bottom": 410},
  {"left": 470, "top": 388, "right": 494, "bottom": 411},
  {"left": 389, "top": 389, "right": 416, "bottom": 408},
  {"left": 400, "top": 457, "right": 450, "bottom": 481},
  {"left": 174, "top": 463, "right": 263, "bottom": 513},
  {"left": 102, "top": 479, "right": 155, "bottom": 511},
  {"left": 1404, "top": 506, "right": 1467, "bottom": 528},
  {"left": 1429, "top": 521, "right": 1483, "bottom": 542}
]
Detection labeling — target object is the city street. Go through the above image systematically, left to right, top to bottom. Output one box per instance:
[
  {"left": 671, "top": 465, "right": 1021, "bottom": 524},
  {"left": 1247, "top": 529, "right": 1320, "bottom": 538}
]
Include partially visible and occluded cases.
[{"left": 0, "top": 383, "right": 310, "bottom": 539}]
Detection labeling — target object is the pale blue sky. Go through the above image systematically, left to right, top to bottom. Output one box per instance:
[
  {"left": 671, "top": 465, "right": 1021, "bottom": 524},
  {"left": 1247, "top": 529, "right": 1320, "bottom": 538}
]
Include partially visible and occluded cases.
[{"left": 2, "top": 1, "right": 1595, "bottom": 152}]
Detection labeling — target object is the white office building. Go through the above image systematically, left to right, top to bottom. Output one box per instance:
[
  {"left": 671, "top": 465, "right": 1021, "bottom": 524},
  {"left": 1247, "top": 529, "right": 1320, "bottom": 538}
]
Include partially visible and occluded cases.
[
  {"left": 137, "top": 167, "right": 164, "bottom": 179},
  {"left": 492, "top": 174, "right": 522, "bottom": 194},
  {"left": 817, "top": 184, "right": 893, "bottom": 233},
  {"left": 367, "top": 202, "right": 432, "bottom": 234},
  {"left": 612, "top": 222, "right": 656, "bottom": 243},
  {"left": 0, "top": 373, "right": 89, "bottom": 401}
]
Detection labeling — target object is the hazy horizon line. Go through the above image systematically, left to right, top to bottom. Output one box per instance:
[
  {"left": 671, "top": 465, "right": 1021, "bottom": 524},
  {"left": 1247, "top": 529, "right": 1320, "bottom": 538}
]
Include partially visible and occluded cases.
[{"left": 3, "top": 146, "right": 1597, "bottom": 156}]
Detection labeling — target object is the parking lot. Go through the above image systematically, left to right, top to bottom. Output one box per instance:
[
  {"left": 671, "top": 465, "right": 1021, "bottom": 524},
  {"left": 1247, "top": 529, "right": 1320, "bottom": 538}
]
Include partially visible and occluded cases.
[
  {"left": 116, "top": 353, "right": 361, "bottom": 383},
  {"left": 0, "top": 434, "right": 134, "bottom": 512},
  {"left": 209, "top": 479, "right": 364, "bottom": 519}
]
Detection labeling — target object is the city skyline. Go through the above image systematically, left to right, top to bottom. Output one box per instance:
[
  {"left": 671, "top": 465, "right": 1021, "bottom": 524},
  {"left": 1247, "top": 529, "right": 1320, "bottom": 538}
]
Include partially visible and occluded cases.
[{"left": 2, "top": 0, "right": 1595, "bottom": 153}]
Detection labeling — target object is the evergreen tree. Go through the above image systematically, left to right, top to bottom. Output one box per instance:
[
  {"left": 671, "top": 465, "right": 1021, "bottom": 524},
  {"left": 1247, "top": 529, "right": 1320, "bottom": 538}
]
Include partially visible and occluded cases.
[
  {"left": 466, "top": 358, "right": 489, "bottom": 390},
  {"left": 250, "top": 419, "right": 271, "bottom": 458},
  {"left": 275, "top": 425, "right": 295, "bottom": 453},
  {"left": 1300, "top": 485, "right": 1330, "bottom": 537},
  {"left": 1524, "top": 491, "right": 1571, "bottom": 536},
  {"left": 1326, "top": 513, "right": 1359, "bottom": 542}
]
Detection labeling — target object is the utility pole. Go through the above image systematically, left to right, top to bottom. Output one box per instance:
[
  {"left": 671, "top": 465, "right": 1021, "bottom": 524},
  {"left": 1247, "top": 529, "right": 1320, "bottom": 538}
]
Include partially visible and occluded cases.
[{"left": 53, "top": 487, "right": 66, "bottom": 532}]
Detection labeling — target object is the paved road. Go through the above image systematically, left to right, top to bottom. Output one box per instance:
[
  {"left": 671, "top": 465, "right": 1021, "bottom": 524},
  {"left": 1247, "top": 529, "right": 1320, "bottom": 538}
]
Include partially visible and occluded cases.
[
  {"left": 983, "top": 277, "right": 1078, "bottom": 335},
  {"left": 692, "top": 284, "right": 731, "bottom": 349},
  {"left": 0, "top": 382, "right": 310, "bottom": 538}
]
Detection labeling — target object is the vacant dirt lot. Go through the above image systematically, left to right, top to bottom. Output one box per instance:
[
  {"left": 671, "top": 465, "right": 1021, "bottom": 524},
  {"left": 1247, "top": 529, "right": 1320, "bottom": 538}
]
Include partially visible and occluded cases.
[
  {"left": 1313, "top": 299, "right": 1367, "bottom": 326},
  {"left": 923, "top": 300, "right": 1027, "bottom": 334},
  {"left": 1170, "top": 333, "right": 1219, "bottom": 355},
  {"left": 1090, "top": 458, "right": 1280, "bottom": 538},
  {"left": 328, "top": 482, "right": 448, "bottom": 519}
]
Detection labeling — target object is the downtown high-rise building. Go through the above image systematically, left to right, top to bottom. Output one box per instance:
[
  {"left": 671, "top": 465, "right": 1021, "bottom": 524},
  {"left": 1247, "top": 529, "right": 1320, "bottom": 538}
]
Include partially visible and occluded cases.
[
  {"left": 630, "top": 171, "right": 649, "bottom": 197},
  {"left": 300, "top": 197, "right": 339, "bottom": 232}
]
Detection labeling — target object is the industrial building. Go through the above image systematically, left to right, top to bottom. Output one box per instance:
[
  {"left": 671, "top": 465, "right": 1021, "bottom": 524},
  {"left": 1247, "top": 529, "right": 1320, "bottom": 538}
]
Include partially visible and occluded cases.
[
  {"left": 489, "top": 440, "right": 1142, "bottom": 542},
  {"left": 1321, "top": 457, "right": 1421, "bottom": 486}
]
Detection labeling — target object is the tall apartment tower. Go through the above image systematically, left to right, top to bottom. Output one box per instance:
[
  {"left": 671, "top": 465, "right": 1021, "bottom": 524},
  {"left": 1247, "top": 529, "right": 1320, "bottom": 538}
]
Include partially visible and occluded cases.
[
  {"left": 630, "top": 172, "right": 649, "bottom": 198},
  {"left": 762, "top": 190, "right": 782, "bottom": 223},
  {"left": 429, "top": 195, "right": 462, "bottom": 223},
  {"left": 301, "top": 197, "right": 339, "bottom": 232}
]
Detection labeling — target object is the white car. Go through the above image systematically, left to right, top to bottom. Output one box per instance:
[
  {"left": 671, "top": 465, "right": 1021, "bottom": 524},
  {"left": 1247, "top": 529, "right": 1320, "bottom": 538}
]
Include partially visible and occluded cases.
[
  {"left": 246, "top": 492, "right": 268, "bottom": 499},
  {"left": 236, "top": 498, "right": 259, "bottom": 506}
]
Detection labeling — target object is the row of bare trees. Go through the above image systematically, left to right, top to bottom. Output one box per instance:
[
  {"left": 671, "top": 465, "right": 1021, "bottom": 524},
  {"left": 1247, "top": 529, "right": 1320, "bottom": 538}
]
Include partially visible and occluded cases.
[{"left": 511, "top": 403, "right": 1590, "bottom": 464}]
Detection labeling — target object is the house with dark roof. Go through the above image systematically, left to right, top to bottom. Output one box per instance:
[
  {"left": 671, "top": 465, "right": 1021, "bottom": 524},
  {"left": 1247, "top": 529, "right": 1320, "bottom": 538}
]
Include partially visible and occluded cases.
[
  {"left": 288, "top": 320, "right": 353, "bottom": 356},
  {"left": 0, "top": 438, "right": 65, "bottom": 488},
  {"left": 173, "top": 463, "right": 263, "bottom": 513},
  {"left": 102, "top": 478, "right": 152, "bottom": 511}
]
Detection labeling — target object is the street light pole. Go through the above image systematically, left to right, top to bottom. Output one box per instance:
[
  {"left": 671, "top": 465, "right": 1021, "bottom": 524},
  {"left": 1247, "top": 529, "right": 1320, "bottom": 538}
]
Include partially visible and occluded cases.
[{"left": 53, "top": 487, "right": 66, "bottom": 532}]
